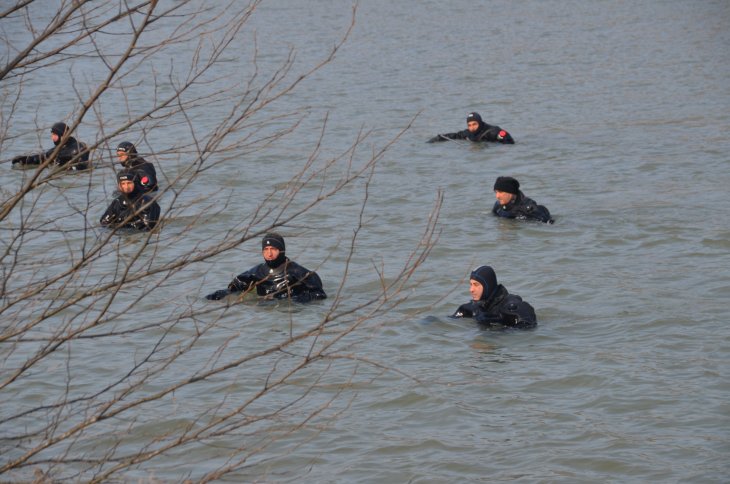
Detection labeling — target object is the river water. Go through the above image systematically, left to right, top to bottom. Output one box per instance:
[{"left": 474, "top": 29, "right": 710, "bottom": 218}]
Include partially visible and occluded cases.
[{"left": 2, "top": 0, "right": 729, "bottom": 482}]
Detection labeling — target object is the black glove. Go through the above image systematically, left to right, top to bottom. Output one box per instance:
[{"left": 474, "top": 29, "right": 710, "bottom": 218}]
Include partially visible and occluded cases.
[
  {"left": 427, "top": 135, "right": 443, "bottom": 143},
  {"left": 12, "top": 155, "right": 28, "bottom": 165},
  {"left": 206, "top": 289, "right": 230, "bottom": 301}
]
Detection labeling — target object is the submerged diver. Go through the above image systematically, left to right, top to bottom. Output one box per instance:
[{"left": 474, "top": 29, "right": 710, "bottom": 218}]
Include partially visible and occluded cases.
[
  {"left": 428, "top": 112, "right": 515, "bottom": 144},
  {"left": 11, "top": 122, "right": 90, "bottom": 170},
  {"left": 116, "top": 141, "right": 158, "bottom": 193},
  {"left": 100, "top": 169, "right": 160, "bottom": 231},
  {"left": 492, "top": 176, "right": 554, "bottom": 224},
  {"left": 206, "top": 233, "right": 327, "bottom": 303},
  {"left": 452, "top": 265, "right": 536, "bottom": 329}
]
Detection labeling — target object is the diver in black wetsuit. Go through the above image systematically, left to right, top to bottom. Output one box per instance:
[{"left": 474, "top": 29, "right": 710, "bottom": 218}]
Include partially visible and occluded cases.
[
  {"left": 428, "top": 112, "right": 515, "bottom": 144},
  {"left": 11, "top": 122, "right": 90, "bottom": 170},
  {"left": 116, "top": 141, "right": 158, "bottom": 193},
  {"left": 100, "top": 169, "right": 160, "bottom": 231},
  {"left": 492, "top": 176, "right": 554, "bottom": 224},
  {"left": 206, "top": 233, "right": 327, "bottom": 303},
  {"left": 452, "top": 265, "right": 536, "bottom": 329}
]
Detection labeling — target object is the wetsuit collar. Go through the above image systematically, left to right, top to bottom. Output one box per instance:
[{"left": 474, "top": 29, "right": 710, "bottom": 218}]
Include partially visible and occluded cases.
[{"left": 265, "top": 254, "right": 288, "bottom": 269}]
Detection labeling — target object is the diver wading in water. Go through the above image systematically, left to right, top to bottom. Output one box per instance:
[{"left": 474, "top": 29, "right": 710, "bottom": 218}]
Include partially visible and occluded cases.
[
  {"left": 428, "top": 112, "right": 515, "bottom": 144},
  {"left": 12, "top": 122, "right": 90, "bottom": 171},
  {"left": 115, "top": 141, "right": 158, "bottom": 193},
  {"left": 100, "top": 169, "right": 160, "bottom": 231},
  {"left": 492, "top": 176, "right": 553, "bottom": 224},
  {"left": 206, "top": 233, "right": 327, "bottom": 303},
  {"left": 452, "top": 265, "right": 536, "bottom": 329}
]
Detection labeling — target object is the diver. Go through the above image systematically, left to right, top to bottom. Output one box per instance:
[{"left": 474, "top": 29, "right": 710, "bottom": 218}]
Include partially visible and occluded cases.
[
  {"left": 428, "top": 112, "right": 515, "bottom": 144},
  {"left": 11, "top": 122, "right": 90, "bottom": 170},
  {"left": 116, "top": 141, "right": 158, "bottom": 193},
  {"left": 100, "top": 169, "right": 160, "bottom": 231},
  {"left": 492, "top": 176, "right": 554, "bottom": 224},
  {"left": 206, "top": 233, "right": 327, "bottom": 303},
  {"left": 452, "top": 265, "right": 536, "bottom": 329}
]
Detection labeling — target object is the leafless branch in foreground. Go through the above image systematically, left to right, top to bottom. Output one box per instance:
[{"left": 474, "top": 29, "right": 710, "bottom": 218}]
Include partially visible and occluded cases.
[{"left": 0, "top": 2, "right": 442, "bottom": 481}]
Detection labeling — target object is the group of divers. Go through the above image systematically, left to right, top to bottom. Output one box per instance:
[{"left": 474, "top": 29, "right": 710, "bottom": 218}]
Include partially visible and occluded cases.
[{"left": 11, "top": 111, "right": 554, "bottom": 329}]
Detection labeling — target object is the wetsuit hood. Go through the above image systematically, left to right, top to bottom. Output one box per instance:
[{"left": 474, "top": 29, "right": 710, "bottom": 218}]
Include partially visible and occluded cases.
[
  {"left": 465, "top": 112, "right": 491, "bottom": 141},
  {"left": 466, "top": 112, "right": 483, "bottom": 125},
  {"left": 51, "top": 122, "right": 69, "bottom": 145},
  {"left": 117, "top": 141, "right": 140, "bottom": 167},
  {"left": 117, "top": 169, "right": 144, "bottom": 199},
  {"left": 262, "top": 233, "right": 287, "bottom": 268},
  {"left": 265, "top": 253, "right": 288, "bottom": 269},
  {"left": 470, "top": 265, "right": 498, "bottom": 301}
]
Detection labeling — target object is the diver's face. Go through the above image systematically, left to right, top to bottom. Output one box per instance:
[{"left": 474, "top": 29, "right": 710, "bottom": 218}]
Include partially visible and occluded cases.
[
  {"left": 119, "top": 180, "right": 135, "bottom": 194},
  {"left": 495, "top": 190, "right": 515, "bottom": 206},
  {"left": 262, "top": 246, "right": 280, "bottom": 261},
  {"left": 469, "top": 279, "right": 484, "bottom": 301}
]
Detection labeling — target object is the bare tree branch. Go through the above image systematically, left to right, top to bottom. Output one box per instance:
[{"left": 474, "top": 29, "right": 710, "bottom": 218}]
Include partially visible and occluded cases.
[{"left": 0, "top": 2, "right": 442, "bottom": 481}]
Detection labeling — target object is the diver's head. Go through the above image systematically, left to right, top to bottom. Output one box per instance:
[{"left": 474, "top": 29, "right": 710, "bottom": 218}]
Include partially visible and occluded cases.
[
  {"left": 466, "top": 112, "right": 483, "bottom": 133},
  {"left": 51, "top": 122, "right": 69, "bottom": 145},
  {"left": 116, "top": 141, "right": 138, "bottom": 166},
  {"left": 117, "top": 169, "right": 142, "bottom": 197},
  {"left": 493, "top": 176, "right": 520, "bottom": 205},
  {"left": 262, "top": 233, "right": 286, "bottom": 268},
  {"left": 469, "top": 265, "right": 498, "bottom": 301}
]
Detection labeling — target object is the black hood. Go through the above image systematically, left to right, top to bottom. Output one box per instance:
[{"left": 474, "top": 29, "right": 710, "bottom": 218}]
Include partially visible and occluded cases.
[
  {"left": 465, "top": 112, "right": 488, "bottom": 137},
  {"left": 466, "top": 112, "right": 483, "bottom": 125},
  {"left": 51, "top": 122, "right": 69, "bottom": 145},
  {"left": 117, "top": 141, "right": 141, "bottom": 167},
  {"left": 117, "top": 170, "right": 144, "bottom": 199},
  {"left": 262, "top": 233, "right": 287, "bottom": 268},
  {"left": 470, "top": 265, "right": 498, "bottom": 301}
]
